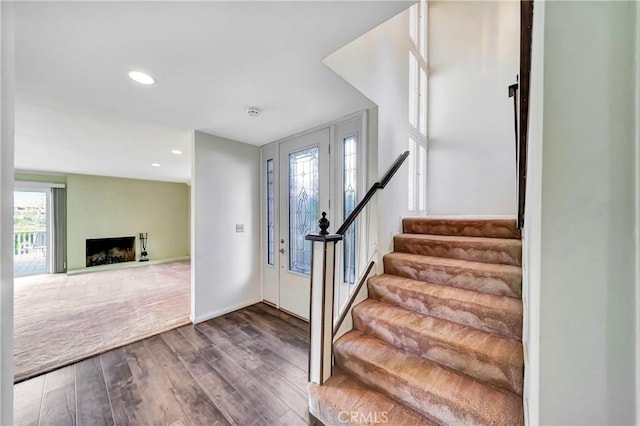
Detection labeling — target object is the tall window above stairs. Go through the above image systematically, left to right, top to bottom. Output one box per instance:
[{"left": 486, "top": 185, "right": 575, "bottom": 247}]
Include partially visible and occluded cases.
[{"left": 408, "top": 0, "right": 428, "bottom": 213}]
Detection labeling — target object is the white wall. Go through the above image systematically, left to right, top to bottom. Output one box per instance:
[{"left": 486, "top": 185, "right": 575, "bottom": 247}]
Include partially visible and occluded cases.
[
  {"left": 428, "top": 1, "right": 519, "bottom": 215},
  {"left": 521, "top": 1, "right": 545, "bottom": 423},
  {"left": 525, "top": 1, "right": 638, "bottom": 424},
  {"left": 636, "top": 1, "right": 640, "bottom": 418},
  {"left": 0, "top": 3, "right": 15, "bottom": 423},
  {"left": 324, "top": 10, "right": 410, "bottom": 255},
  {"left": 191, "top": 131, "right": 261, "bottom": 323},
  {"left": 66, "top": 174, "right": 189, "bottom": 270}
]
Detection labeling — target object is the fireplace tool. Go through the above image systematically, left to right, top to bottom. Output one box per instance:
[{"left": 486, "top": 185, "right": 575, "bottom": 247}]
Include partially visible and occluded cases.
[{"left": 139, "top": 232, "right": 149, "bottom": 262}]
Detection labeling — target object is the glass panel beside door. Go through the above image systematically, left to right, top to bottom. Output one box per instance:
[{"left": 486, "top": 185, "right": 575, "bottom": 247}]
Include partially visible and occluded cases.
[
  {"left": 334, "top": 116, "right": 364, "bottom": 314},
  {"left": 343, "top": 135, "right": 357, "bottom": 285}
]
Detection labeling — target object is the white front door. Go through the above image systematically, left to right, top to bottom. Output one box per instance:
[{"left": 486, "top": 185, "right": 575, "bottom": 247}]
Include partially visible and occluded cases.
[{"left": 278, "top": 128, "right": 330, "bottom": 319}]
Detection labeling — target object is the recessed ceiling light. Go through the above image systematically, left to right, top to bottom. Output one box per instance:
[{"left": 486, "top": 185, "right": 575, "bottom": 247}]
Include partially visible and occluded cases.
[
  {"left": 128, "top": 70, "right": 155, "bottom": 85},
  {"left": 171, "top": 149, "right": 183, "bottom": 155},
  {"left": 151, "top": 163, "right": 160, "bottom": 167}
]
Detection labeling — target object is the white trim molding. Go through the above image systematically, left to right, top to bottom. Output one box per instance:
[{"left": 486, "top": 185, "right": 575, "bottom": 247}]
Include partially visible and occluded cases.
[
  {"left": 635, "top": 0, "right": 640, "bottom": 421},
  {"left": 15, "top": 180, "right": 65, "bottom": 189},
  {"left": 190, "top": 298, "right": 261, "bottom": 324}
]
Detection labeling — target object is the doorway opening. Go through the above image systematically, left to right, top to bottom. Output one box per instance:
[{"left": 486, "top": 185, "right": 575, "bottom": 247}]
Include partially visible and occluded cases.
[
  {"left": 261, "top": 112, "right": 366, "bottom": 320},
  {"left": 13, "top": 190, "right": 49, "bottom": 276}
]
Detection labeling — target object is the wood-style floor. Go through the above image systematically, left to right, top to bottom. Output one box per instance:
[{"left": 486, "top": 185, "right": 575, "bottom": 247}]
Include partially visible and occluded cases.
[{"left": 14, "top": 303, "right": 311, "bottom": 426}]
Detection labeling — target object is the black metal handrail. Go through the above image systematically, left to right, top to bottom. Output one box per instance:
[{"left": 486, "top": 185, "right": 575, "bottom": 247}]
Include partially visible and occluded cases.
[
  {"left": 517, "top": 0, "right": 533, "bottom": 229},
  {"left": 507, "top": 1, "right": 533, "bottom": 230},
  {"left": 509, "top": 81, "right": 519, "bottom": 165},
  {"left": 335, "top": 151, "right": 410, "bottom": 235},
  {"left": 333, "top": 261, "right": 374, "bottom": 336}
]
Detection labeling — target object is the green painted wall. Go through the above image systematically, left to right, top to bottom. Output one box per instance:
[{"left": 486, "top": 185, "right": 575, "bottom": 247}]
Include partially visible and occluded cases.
[
  {"left": 15, "top": 172, "right": 67, "bottom": 184},
  {"left": 66, "top": 174, "right": 189, "bottom": 270}
]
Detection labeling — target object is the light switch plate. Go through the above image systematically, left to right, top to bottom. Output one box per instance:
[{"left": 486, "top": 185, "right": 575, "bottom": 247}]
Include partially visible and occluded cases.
[{"left": 236, "top": 224, "right": 244, "bottom": 233}]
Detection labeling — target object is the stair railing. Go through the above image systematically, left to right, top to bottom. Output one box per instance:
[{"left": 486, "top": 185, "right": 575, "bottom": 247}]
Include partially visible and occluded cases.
[
  {"left": 510, "top": 0, "right": 534, "bottom": 229},
  {"left": 517, "top": 0, "right": 533, "bottom": 229},
  {"left": 508, "top": 81, "right": 519, "bottom": 165},
  {"left": 305, "top": 151, "right": 409, "bottom": 385},
  {"left": 332, "top": 260, "right": 375, "bottom": 336}
]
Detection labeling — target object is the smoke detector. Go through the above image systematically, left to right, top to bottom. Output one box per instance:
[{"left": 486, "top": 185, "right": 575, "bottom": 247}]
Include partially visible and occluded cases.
[{"left": 246, "top": 107, "right": 261, "bottom": 117}]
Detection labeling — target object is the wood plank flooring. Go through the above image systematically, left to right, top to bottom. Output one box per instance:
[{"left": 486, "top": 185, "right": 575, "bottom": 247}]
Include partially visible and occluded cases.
[{"left": 14, "top": 303, "right": 312, "bottom": 426}]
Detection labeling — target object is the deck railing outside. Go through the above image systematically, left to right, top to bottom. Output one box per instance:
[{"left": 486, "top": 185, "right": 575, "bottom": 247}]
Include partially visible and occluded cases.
[
  {"left": 14, "top": 231, "right": 47, "bottom": 276},
  {"left": 14, "top": 231, "right": 47, "bottom": 256}
]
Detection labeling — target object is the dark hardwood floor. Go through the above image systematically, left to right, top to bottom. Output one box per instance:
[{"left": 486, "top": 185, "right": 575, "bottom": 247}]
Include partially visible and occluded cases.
[{"left": 14, "top": 303, "right": 312, "bottom": 426}]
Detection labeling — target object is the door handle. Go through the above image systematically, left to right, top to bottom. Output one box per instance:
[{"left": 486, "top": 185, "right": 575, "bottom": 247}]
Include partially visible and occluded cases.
[{"left": 279, "top": 248, "right": 285, "bottom": 254}]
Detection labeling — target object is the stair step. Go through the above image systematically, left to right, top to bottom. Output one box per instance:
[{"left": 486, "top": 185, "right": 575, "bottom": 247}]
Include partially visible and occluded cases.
[
  {"left": 403, "top": 217, "right": 520, "bottom": 239},
  {"left": 394, "top": 233, "right": 522, "bottom": 266},
  {"left": 384, "top": 252, "right": 522, "bottom": 298},
  {"left": 368, "top": 274, "right": 522, "bottom": 340},
  {"left": 352, "top": 299, "right": 523, "bottom": 395},
  {"left": 335, "top": 331, "right": 523, "bottom": 426},
  {"left": 308, "top": 368, "right": 435, "bottom": 426}
]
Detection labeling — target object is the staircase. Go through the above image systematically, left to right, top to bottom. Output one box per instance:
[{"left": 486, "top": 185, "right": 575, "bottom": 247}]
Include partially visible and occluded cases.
[{"left": 308, "top": 218, "right": 524, "bottom": 425}]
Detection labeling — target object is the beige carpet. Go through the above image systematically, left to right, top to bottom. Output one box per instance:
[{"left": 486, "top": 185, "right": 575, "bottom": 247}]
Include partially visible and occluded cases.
[
  {"left": 309, "top": 218, "right": 524, "bottom": 425},
  {"left": 14, "top": 260, "right": 191, "bottom": 382}
]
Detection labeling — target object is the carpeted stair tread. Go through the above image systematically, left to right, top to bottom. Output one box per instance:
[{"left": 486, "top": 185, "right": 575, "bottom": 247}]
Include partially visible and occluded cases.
[
  {"left": 403, "top": 217, "right": 520, "bottom": 239},
  {"left": 394, "top": 233, "right": 522, "bottom": 266},
  {"left": 384, "top": 252, "right": 522, "bottom": 298},
  {"left": 368, "top": 274, "right": 522, "bottom": 340},
  {"left": 352, "top": 299, "right": 523, "bottom": 395},
  {"left": 334, "top": 331, "right": 524, "bottom": 426},
  {"left": 308, "top": 368, "right": 436, "bottom": 426}
]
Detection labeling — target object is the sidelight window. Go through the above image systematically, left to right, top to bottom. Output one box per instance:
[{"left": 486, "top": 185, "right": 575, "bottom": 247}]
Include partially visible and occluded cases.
[
  {"left": 342, "top": 135, "right": 357, "bottom": 284},
  {"left": 266, "top": 158, "right": 275, "bottom": 266}
]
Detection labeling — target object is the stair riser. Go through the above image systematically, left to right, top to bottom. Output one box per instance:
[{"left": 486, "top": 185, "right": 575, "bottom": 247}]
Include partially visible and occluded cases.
[
  {"left": 403, "top": 218, "right": 520, "bottom": 239},
  {"left": 394, "top": 236, "right": 522, "bottom": 266},
  {"left": 384, "top": 256, "right": 522, "bottom": 298},
  {"left": 368, "top": 278, "right": 522, "bottom": 340},
  {"left": 352, "top": 309, "right": 523, "bottom": 395},
  {"left": 335, "top": 334, "right": 524, "bottom": 426},
  {"left": 334, "top": 352, "right": 465, "bottom": 425},
  {"left": 308, "top": 371, "right": 436, "bottom": 426}
]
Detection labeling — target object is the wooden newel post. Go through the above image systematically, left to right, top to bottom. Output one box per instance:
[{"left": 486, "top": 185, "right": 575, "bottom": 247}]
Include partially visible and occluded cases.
[{"left": 306, "top": 212, "right": 342, "bottom": 385}]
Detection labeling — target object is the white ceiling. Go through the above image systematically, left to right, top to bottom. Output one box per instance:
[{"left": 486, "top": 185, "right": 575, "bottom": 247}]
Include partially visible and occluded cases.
[{"left": 13, "top": 1, "right": 411, "bottom": 183}]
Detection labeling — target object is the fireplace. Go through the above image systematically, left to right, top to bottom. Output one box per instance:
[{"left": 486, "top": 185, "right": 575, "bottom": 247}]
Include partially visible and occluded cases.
[{"left": 86, "top": 236, "right": 136, "bottom": 267}]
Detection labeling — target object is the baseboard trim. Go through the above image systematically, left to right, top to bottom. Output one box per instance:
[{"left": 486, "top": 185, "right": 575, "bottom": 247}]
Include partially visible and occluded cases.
[
  {"left": 67, "top": 256, "right": 190, "bottom": 275},
  {"left": 191, "top": 298, "right": 262, "bottom": 324},
  {"left": 261, "top": 299, "right": 277, "bottom": 309},
  {"left": 278, "top": 306, "right": 309, "bottom": 322}
]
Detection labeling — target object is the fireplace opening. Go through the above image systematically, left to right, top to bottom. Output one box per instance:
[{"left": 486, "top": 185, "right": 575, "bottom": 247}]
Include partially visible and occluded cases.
[{"left": 86, "top": 236, "right": 136, "bottom": 267}]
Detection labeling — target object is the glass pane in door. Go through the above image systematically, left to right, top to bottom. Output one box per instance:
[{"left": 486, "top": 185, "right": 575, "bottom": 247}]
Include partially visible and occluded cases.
[
  {"left": 289, "top": 147, "right": 319, "bottom": 275},
  {"left": 14, "top": 191, "right": 48, "bottom": 276}
]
